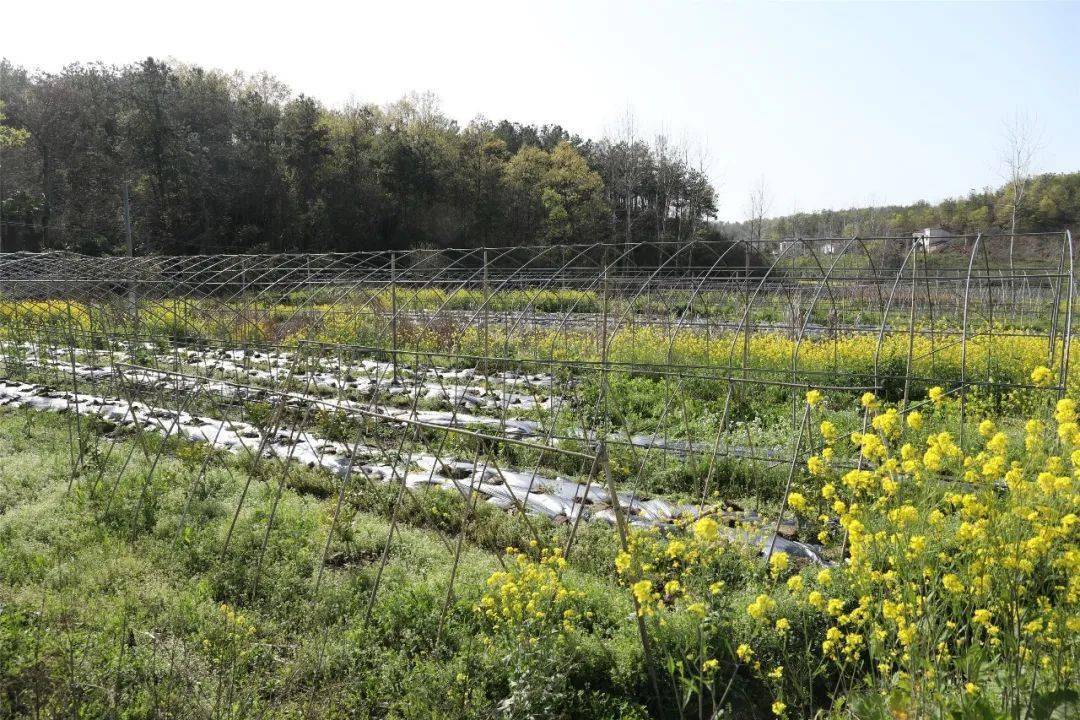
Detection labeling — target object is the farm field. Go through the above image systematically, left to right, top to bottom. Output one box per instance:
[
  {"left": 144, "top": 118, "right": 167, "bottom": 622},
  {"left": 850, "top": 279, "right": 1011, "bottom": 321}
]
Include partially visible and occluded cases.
[{"left": 0, "top": 237, "right": 1078, "bottom": 719}]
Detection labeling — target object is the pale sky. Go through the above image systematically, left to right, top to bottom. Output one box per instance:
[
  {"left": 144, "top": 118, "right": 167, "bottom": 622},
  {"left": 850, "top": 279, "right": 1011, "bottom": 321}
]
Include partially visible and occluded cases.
[{"left": 4, "top": 1, "right": 1079, "bottom": 220}]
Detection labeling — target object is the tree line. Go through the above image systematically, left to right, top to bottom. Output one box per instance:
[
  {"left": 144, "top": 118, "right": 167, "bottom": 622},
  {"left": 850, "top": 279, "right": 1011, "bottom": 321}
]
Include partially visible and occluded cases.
[
  {"left": 2, "top": 57, "right": 1074, "bottom": 260},
  {"left": 0, "top": 58, "right": 718, "bottom": 256},
  {"left": 724, "top": 172, "right": 1079, "bottom": 242}
]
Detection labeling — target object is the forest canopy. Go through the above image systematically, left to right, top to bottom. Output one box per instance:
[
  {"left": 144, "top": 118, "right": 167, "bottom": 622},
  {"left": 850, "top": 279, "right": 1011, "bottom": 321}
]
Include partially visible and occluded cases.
[
  {"left": 0, "top": 58, "right": 1076, "bottom": 257},
  {"left": 0, "top": 58, "right": 716, "bottom": 255}
]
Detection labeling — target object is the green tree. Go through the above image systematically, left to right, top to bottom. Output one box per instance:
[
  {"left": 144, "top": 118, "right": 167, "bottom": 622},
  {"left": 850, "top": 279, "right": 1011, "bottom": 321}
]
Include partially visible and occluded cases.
[
  {"left": 0, "top": 101, "right": 29, "bottom": 149},
  {"left": 539, "top": 141, "right": 606, "bottom": 244}
]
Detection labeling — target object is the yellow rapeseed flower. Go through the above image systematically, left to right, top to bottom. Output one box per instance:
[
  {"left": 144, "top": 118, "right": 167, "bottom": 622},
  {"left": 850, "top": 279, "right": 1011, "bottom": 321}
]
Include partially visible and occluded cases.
[
  {"left": 1031, "top": 365, "right": 1054, "bottom": 387},
  {"left": 1056, "top": 398, "right": 1077, "bottom": 425},
  {"left": 820, "top": 420, "right": 838, "bottom": 443},
  {"left": 693, "top": 516, "right": 719, "bottom": 542},
  {"left": 769, "top": 552, "right": 790, "bottom": 578},
  {"left": 942, "top": 574, "right": 964, "bottom": 593},
  {"left": 747, "top": 594, "right": 777, "bottom": 621}
]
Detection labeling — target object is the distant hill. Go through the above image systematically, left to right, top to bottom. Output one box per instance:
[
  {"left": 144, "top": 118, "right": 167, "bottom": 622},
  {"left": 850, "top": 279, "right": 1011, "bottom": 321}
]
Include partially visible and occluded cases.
[{"left": 719, "top": 172, "right": 1079, "bottom": 240}]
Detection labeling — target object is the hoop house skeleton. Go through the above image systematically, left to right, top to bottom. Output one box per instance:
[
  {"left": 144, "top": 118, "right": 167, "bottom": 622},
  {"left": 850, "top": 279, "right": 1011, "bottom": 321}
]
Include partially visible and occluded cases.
[{"left": 0, "top": 232, "right": 1074, "bottom": 701}]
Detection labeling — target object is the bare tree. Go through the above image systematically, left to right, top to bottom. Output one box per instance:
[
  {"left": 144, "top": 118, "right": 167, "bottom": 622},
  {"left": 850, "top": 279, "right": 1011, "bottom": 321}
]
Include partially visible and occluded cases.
[
  {"left": 616, "top": 109, "right": 641, "bottom": 250},
  {"left": 1000, "top": 110, "right": 1043, "bottom": 268},
  {"left": 653, "top": 129, "right": 672, "bottom": 244},
  {"left": 674, "top": 137, "right": 690, "bottom": 243},
  {"left": 689, "top": 137, "right": 714, "bottom": 239},
  {"left": 745, "top": 175, "right": 771, "bottom": 253}
]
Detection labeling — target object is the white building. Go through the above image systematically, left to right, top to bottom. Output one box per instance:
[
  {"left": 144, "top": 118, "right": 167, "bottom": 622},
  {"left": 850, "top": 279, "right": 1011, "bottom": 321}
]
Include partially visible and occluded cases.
[
  {"left": 912, "top": 227, "right": 954, "bottom": 253},
  {"left": 776, "top": 239, "right": 839, "bottom": 255},
  {"left": 776, "top": 240, "right": 801, "bottom": 255}
]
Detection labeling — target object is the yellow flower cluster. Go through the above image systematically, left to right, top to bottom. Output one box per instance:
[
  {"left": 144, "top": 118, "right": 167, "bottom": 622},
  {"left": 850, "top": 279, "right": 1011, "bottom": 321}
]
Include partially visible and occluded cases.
[
  {"left": 1031, "top": 365, "right": 1055, "bottom": 387},
  {"left": 773, "top": 389, "right": 1080, "bottom": 713},
  {"left": 614, "top": 516, "right": 743, "bottom": 618},
  {"left": 476, "top": 547, "right": 585, "bottom": 644}
]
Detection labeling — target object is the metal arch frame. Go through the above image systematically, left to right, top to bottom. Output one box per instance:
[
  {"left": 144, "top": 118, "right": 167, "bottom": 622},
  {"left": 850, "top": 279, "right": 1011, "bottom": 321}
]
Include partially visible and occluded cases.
[
  {"left": 1059, "top": 229, "right": 1075, "bottom": 399},
  {"left": 958, "top": 232, "right": 983, "bottom": 450},
  {"left": 2, "top": 233, "right": 1073, "bottom": 457},
  {"left": 792, "top": 237, "right": 872, "bottom": 424},
  {"left": 871, "top": 238, "right": 921, "bottom": 397},
  {"left": 722, "top": 240, "right": 798, "bottom": 372}
]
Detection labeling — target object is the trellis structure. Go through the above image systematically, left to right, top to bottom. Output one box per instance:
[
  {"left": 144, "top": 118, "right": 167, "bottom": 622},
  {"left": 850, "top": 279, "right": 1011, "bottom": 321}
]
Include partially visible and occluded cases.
[
  {"left": 2, "top": 230, "right": 1073, "bottom": 425},
  {"left": 0, "top": 232, "right": 1073, "bottom": 710}
]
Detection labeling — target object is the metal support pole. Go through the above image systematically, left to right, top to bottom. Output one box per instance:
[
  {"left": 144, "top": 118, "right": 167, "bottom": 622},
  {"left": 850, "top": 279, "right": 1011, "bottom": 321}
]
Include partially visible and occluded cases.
[
  {"left": 123, "top": 182, "right": 134, "bottom": 258},
  {"left": 391, "top": 250, "right": 398, "bottom": 382}
]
